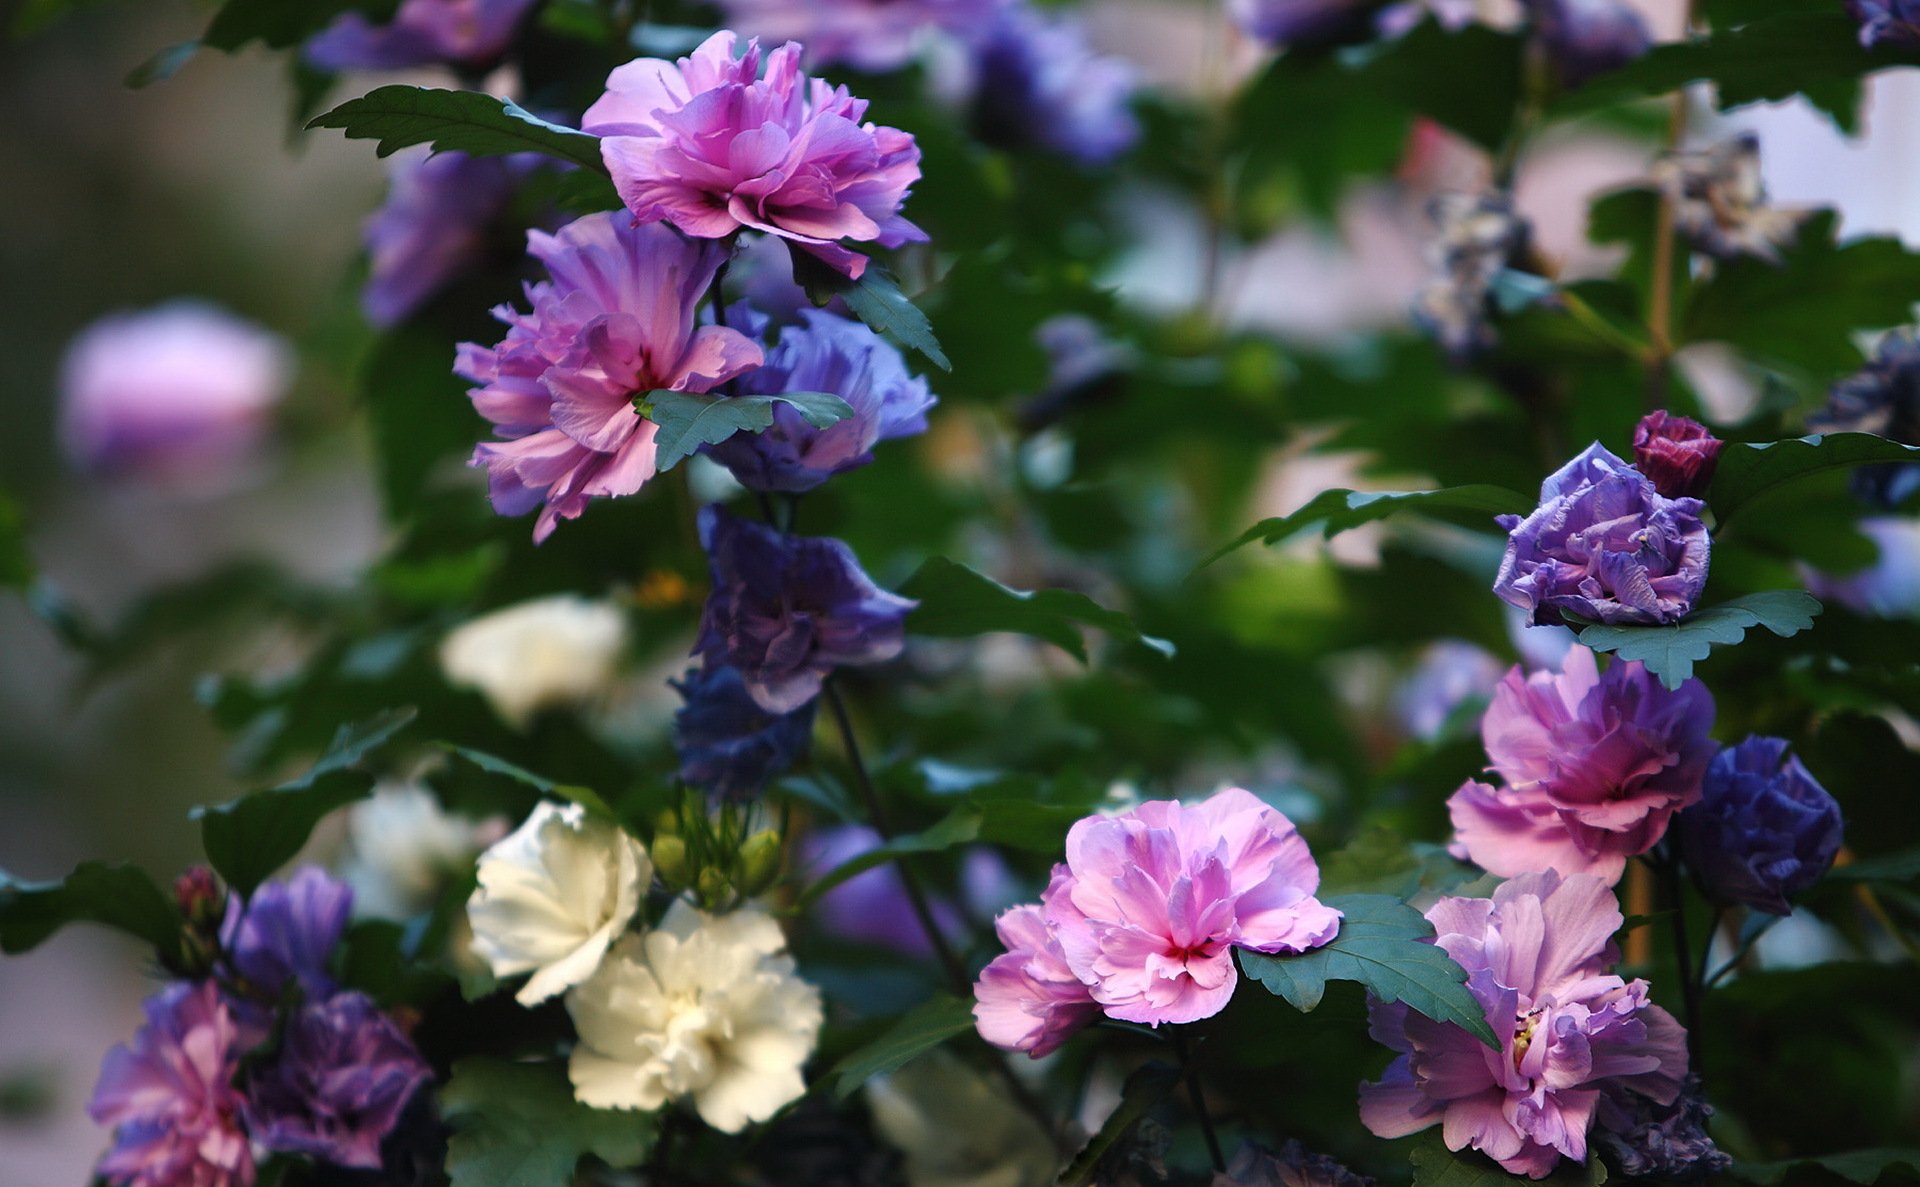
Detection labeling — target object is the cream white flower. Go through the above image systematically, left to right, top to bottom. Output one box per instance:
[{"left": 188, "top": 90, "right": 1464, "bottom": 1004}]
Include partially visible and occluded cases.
[
  {"left": 438, "top": 595, "right": 629, "bottom": 728},
  {"left": 341, "top": 783, "right": 503, "bottom": 921},
  {"left": 467, "top": 802, "right": 650, "bottom": 1005},
  {"left": 565, "top": 901, "right": 822, "bottom": 1133},
  {"left": 868, "top": 1050, "right": 1056, "bottom": 1187}
]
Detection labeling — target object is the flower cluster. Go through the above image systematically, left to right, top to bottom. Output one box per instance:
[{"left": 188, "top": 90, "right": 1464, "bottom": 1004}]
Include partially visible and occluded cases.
[
  {"left": 1651, "top": 135, "right": 1807, "bottom": 262},
  {"left": 1494, "top": 442, "right": 1711, "bottom": 627},
  {"left": 1447, "top": 646, "right": 1717, "bottom": 884},
  {"left": 975, "top": 788, "right": 1342, "bottom": 1051},
  {"left": 90, "top": 870, "right": 431, "bottom": 1187},
  {"left": 1359, "top": 871, "right": 1690, "bottom": 1178}
]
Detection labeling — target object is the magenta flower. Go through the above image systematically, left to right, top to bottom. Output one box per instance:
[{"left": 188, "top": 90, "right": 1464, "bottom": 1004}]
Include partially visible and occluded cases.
[
  {"left": 305, "top": 0, "right": 537, "bottom": 71},
  {"left": 581, "top": 32, "right": 926, "bottom": 279},
  {"left": 456, "top": 213, "right": 763, "bottom": 541},
  {"left": 1632, "top": 411, "right": 1723, "bottom": 501},
  {"left": 1448, "top": 647, "right": 1716, "bottom": 885},
  {"left": 1049, "top": 787, "right": 1341, "bottom": 1027},
  {"left": 1359, "top": 871, "right": 1689, "bottom": 1179},
  {"left": 973, "top": 873, "right": 1101, "bottom": 1057},
  {"left": 89, "top": 981, "right": 257, "bottom": 1187}
]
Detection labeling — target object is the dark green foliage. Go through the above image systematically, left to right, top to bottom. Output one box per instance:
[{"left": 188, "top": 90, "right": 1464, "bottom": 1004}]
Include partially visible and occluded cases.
[
  {"left": 308, "top": 86, "right": 608, "bottom": 170},
  {"left": 641, "top": 389, "right": 854, "bottom": 471},
  {"left": 900, "top": 556, "right": 1175, "bottom": 660},
  {"left": 0, "top": 862, "right": 182, "bottom": 963},
  {"left": 826, "top": 994, "right": 977, "bottom": 1099},
  {"left": 440, "top": 1058, "right": 652, "bottom": 1187}
]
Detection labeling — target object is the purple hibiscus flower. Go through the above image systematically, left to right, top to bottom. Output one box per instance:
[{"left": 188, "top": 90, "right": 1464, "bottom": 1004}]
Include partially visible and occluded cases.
[
  {"left": 306, "top": 0, "right": 537, "bottom": 71},
  {"left": 672, "top": 663, "right": 820, "bottom": 799},
  {"left": 1678, "top": 735, "right": 1844, "bottom": 915},
  {"left": 220, "top": 866, "right": 354, "bottom": 1000},
  {"left": 245, "top": 991, "right": 433, "bottom": 1170}
]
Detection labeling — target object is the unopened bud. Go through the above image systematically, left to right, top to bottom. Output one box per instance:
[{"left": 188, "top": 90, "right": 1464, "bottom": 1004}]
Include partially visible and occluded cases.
[
  {"left": 653, "top": 807, "right": 682, "bottom": 837},
  {"left": 734, "top": 830, "right": 783, "bottom": 899},
  {"left": 651, "top": 834, "right": 693, "bottom": 890},
  {"left": 173, "top": 866, "right": 226, "bottom": 928},
  {"left": 696, "top": 867, "right": 730, "bottom": 908}
]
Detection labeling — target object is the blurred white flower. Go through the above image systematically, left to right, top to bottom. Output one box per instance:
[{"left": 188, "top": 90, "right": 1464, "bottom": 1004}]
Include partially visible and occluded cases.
[
  {"left": 439, "top": 596, "right": 630, "bottom": 728},
  {"left": 340, "top": 783, "right": 504, "bottom": 921},
  {"left": 467, "top": 802, "right": 650, "bottom": 1005},
  {"left": 566, "top": 901, "right": 821, "bottom": 1133},
  {"left": 867, "top": 1049, "right": 1055, "bottom": 1187}
]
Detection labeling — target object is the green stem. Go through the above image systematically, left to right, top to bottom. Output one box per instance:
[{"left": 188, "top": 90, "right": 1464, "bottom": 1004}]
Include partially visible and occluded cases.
[
  {"left": 1660, "top": 853, "right": 1704, "bottom": 1071},
  {"left": 1171, "top": 1031, "right": 1226, "bottom": 1174}
]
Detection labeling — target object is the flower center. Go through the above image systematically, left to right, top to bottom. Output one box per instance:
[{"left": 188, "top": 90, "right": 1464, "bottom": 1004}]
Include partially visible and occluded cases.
[{"left": 1512, "top": 1008, "right": 1543, "bottom": 1070}]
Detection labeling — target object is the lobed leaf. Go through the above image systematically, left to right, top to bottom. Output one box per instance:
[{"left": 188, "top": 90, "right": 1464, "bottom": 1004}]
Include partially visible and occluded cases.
[
  {"left": 308, "top": 85, "right": 608, "bottom": 172},
  {"left": 793, "top": 253, "right": 951, "bottom": 371},
  {"left": 638, "top": 389, "right": 854, "bottom": 471},
  {"left": 1708, "top": 433, "right": 1920, "bottom": 526},
  {"left": 1202, "top": 486, "right": 1528, "bottom": 568},
  {"left": 901, "top": 556, "right": 1174, "bottom": 662},
  {"left": 1576, "top": 591, "right": 1823, "bottom": 690},
  {"left": 440, "top": 744, "right": 616, "bottom": 818},
  {"left": 0, "top": 862, "right": 181, "bottom": 963},
  {"left": 1237, "top": 893, "right": 1500, "bottom": 1049},
  {"left": 827, "top": 994, "right": 978, "bottom": 1099},
  {"left": 441, "top": 1058, "right": 651, "bottom": 1187}
]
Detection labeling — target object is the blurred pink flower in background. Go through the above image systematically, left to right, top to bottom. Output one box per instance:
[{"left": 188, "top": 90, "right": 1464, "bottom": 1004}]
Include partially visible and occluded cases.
[
  {"left": 305, "top": 0, "right": 539, "bottom": 71},
  {"left": 59, "top": 302, "right": 291, "bottom": 482}
]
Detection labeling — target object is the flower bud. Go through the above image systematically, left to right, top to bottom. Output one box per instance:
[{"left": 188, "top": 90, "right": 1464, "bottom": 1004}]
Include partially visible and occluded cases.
[
  {"left": 1633, "top": 411, "right": 1724, "bottom": 500},
  {"left": 1678, "top": 736, "right": 1843, "bottom": 915},
  {"left": 733, "top": 831, "right": 784, "bottom": 899},
  {"left": 651, "top": 834, "right": 694, "bottom": 891},
  {"left": 169, "top": 866, "right": 227, "bottom": 978},
  {"left": 696, "top": 867, "right": 731, "bottom": 909}
]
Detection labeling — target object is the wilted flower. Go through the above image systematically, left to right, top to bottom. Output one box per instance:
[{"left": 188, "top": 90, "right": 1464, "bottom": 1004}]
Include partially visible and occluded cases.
[
  {"left": 305, "top": 0, "right": 537, "bottom": 70},
  {"left": 714, "top": 0, "right": 1002, "bottom": 70},
  {"left": 1228, "top": 0, "right": 1382, "bottom": 48},
  {"left": 1525, "top": 0, "right": 1649, "bottom": 86},
  {"left": 1846, "top": 0, "right": 1920, "bottom": 48},
  {"left": 967, "top": 7, "right": 1140, "bottom": 167},
  {"left": 581, "top": 32, "right": 926, "bottom": 279},
  {"left": 1651, "top": 136, "right": 1807, "bottom": 262},
  {"left": 361, "top": 149, "right": 534, "bottom": 328},
  {"left": 1413, "top": 191, "right": 1532, "bottom": 358},
  {"left": 455, "top": 213, "right": 762, "bottom": 541},
  {"left": 59, "top": 302, "right": 291, "bottom": 479},
  {"left": 704, "top": 309, "right": 936, "bottom": 492},
  {"left": 1808, "top": 329, "right": 1920, "bottom": 508},
  {"left": 1632, "top": 411, "right": 1723, "bottom": 500},
  {"left": 1494, "top": 443, "right": 1711, "bottom": 627},
  {"left": 694, "top": 506, "right": 916, "bottom": 713},
  {"left": 1803, "top": 516, "right": 1920, "bottom": 618},
  {"left": 439, "top": 595, "right": 630, "bottom": 727},
  {"left": 1393, "top": 639, "right": 1506, "bottom": 741},
  {"left": 1448, "top": 646, "right": 1716, "bottom": 884},
  {"left": 674, "top": 663, "right": 819, "bottom": 799},
  {"left": 1679, "top": 735, "right": 1843, "bottom": 916},
  {"left": 341, "top": 784, "right": 504, "bottom": 920},
  {"left": 1034, "top": 787, "right": 1341, "bottom": 1028},
  {"left": 467, "top": 801, "right": 652, "bottom": 1005},
  {"left": 221, "top": 866, "right": 354, "bottom": 1000},
  {"left": 1359, "top": 871, "right": 1689, "bottom": 1179},
  {"left": 974, "top": 887, "right": 1102, "bottom": 1057},
  {"left": 567, "top": 901, "right": 823, "bottom": 1132},
  {"left": 89, "top": 981, "right": 256, "bottom": 1187},
  {"left": 244, "top": 991, "right": 432, "bottom": 1169},
  {"left": 868, "top": 1049, "right": 1057, "bottom": 1187},
  {"left": 1591, "top": 1074, "right": 1732, "bottom": 1182},
  {"left": 1215, "top": 1140, "right": 1376, "bottom": 1187}
]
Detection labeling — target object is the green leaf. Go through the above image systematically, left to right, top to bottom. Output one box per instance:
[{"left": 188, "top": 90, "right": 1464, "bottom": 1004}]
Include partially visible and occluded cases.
[
  {"left": 204, "top": 0, "right": 399, "bottom": 52},
  {"left": 307, "top": 86, "right": 607, "bottom": 172},
  {"left": 793, "top": 254, "right": 951, "bottom": 371},
  {"left": 361, "top": 321, "right": 487, "bottom": 519},
  {"left": 638, "top": 389, "right": 855, "bottom": 471},
  {"left": 1709, "top": 433, "right": 1920, "bottom": 525},
  {"left": 1201, "top": 486, "right": 1528, "bottom": 568},
  {"left": 0, "top": 494, "right": 30, "bottom": 591},
  {"left": 900, "top": 556, "right": 1174, "bottom": 662},
  {"left": 1576, "top": 591, "right": 1823, "bottom": 690},
  {"left": 194, "top": 708, "right": 417, "bottom": 895},
  {"left": 440, "top": 744, "right": 616, "bottom": 818},
  {"left": 797, "top": 806, "right": 982, "bottom": 907},
  {"left": 1318, "top": 829, "right": 1481, "bottom": 899},
  {"left": 1824, "top": 846, "right": 1920, "bottom": 887},
  {"left": 0, "top": 862, "right": 181, "bottom": 962},
  {"left": 1237, "top": 893, "right": 1500, "bottom": 1049},
  {"left": 828, "top": 994, "right": 977, "bottom": 1099},
  {"left": 441, "top": 1058, "right": 651, "bottom": 1187},
  {"left": 1057, "top": 1062, "right": 1180, "bottom": 1187},
  {"left": 1410, "top": 1131, "right": 1608, "bottom": 1187},
  {"left": 1734, "top": 1149, "right": 1920, "bottom": 1186}
]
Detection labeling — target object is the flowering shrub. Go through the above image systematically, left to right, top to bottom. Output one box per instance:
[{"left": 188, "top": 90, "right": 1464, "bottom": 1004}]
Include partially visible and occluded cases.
[{"left": 5, "top": 3, "right": 1920, "bottom": 1187}]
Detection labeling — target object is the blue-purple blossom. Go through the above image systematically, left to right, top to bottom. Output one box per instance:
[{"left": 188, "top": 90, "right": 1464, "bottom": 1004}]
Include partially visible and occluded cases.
[
  {"left": 306, "top": 0, "right": 537, "bottom": 70},
  {"left": 712, "top": 0, "right": 1005, "bottom": 71},
  {"left": 1228, "top": 0, "right": 1382, "bottom": 49},
  {"left": 1525, "top": 0, "right": 1649, "bottom": 86},
  {"left": 1847, "top": 0, "right": 1920, "bottom": 48},
  {"left": 968, "top": 7, "right": 1140, "bottom": 167},
  {"left": 363, "top": 149, "right": 535, "bottom": 328},
  {"left": 704, "top": 309, "right": 936, "bottom": 493},
  {"left": 1809, "top": 330, "right": 1920, "bottom": 508},
  {"left": 1494, "top": 443, "right": 1711, "bottom": 626},
  {"left": 695, "top": 506, "right": 916, "bottom": 713},
  {"left": 1803, "top": 516, "right": 1920, "bottom": 619},
  {"left": 673, "top": 663, "right": 819, "bottom": 799},
  {"left": 1678, "top": 735, "right": 1843, "bottom": 916},
  {"left": 220, "top": 866, "right": 354, "bottom": 1000},
  {"left": 244, "top": 991, "right": 433, "bottom": 1170},
  {"left": 1592, "top": 1075, "right": 1732, "bottom": 1182},
  {"left": 1215, "top": 1139, "right": 1377, "bottom": 1187}
]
